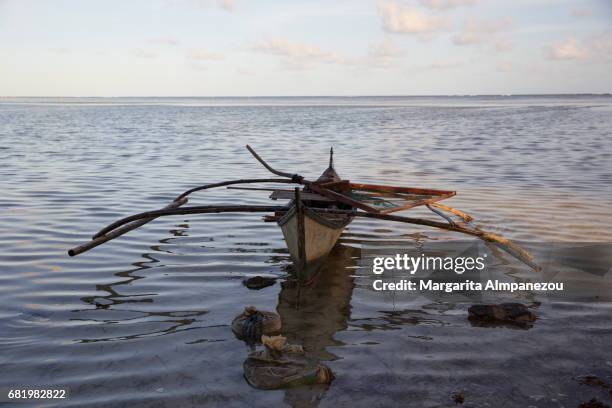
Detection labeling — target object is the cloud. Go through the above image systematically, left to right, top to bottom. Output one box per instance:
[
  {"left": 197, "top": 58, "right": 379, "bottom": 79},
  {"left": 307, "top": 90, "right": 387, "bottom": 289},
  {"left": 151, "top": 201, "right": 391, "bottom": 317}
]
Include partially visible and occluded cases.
[
  {"left": 165, "top": 0, "right": 236, "bottom": 12},
  {"left": 219, "top": 0, "right": 235, "bottom": 11},
  {"left": 420, "top": 0, "right": 478, "bottom": 10},
  {"left": 378, "top": 1, "right": 450, "bottom": 38},
  {"left": 571, "top": 7, "right": 592, "bottom": 19},
  {"left": 453, "top": 17, "right": 513, "bottom": 46},
  {"left": 588, "top": 31, "right": 612, "bottom": 57},
  {"left": 543, "top": 32, "right": 612, "bottom": 62},
  {"left": 148, "top": 36, "right": 180, "bottom": 46},
  {"left": 253, "top": 37, "right": 404, "bottom": 70},
  {"left": 254, "top": 37, "right": 334, "bottom": 63},
  {"left": 544, "top": 37, "right": 588, "bottom": 60},
  {"left": 253, "top": 38, "right": 338, "bottom": 70},
  {"left": 356, "top": 38, "right": 406, "bottom": 68},
  {"left": 369, "top": 38, "right": 404, "bottom": 59},
  {"left": 493, "top": 39, "right": 513, "bottom": 53},
  {"left": 50, "top": 48, "right": 70, "bottom": 54},
  {"left": 187, "top": 48, "right": 224, "bottom": 60},
  {"left": 131, "top": 49, "right": 157, "bottom": 59},
  {"left": 405, "top": 59, "right": 462, "bottom": 75},
  {"left": 426, "top": 59, "right": 461, "bottom": 69},
  {"left": 496, "top": 61, "right": 513, "bottom": 72},
  {"left": 189, "top": 63, "right": 208, "bottom": 71},
  {"left": 235, "top": 67, "right": 256, "bottom": 76}
]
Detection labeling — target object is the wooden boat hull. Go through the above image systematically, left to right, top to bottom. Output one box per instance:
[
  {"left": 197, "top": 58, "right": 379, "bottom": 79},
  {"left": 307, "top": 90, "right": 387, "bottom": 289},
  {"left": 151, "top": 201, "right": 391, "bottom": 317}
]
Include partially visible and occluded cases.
[{"left": 278, "top": 206, "right": 352, "bottom": 271}]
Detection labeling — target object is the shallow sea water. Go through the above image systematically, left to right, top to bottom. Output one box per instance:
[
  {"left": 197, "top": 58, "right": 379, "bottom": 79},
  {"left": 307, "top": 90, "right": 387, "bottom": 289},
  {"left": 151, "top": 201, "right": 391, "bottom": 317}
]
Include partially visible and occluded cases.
[{"left": 0, "top": 96, "right": 611, "bottom": 407}]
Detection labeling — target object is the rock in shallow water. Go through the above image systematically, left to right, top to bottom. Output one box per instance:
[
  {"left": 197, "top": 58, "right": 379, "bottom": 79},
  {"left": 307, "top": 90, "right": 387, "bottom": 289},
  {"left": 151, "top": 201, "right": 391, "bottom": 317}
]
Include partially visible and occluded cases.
[
  {"left": 242, "top": 276, "right": 276, "bottom": 290},
  {"left": 468, "top": 303, "right": 536, "bottom": 327},
  {"left": 231, "top": 306, "right": 281, "bottom": 340},
  {"left": 243, "top": 335, "right": 334, "bottom": 390},
  {"left": 575, "top": 374, "right": 611, "bottom": 390},
  {"left": 451, "top": 391, "right": 465, "bottom": 404},
  {"left": 579, "top": 398, "right": 610, "bottom": 408}
]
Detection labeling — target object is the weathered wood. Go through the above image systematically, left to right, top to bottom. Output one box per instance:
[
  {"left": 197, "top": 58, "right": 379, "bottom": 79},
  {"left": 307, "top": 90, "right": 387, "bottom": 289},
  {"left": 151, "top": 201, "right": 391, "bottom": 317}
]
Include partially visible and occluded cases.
[
  {"left": 72, "top": 145, "right": 538, "bottom": 273},
  {"left": 245, "top": 145, "right": 377, "bottom": 212},
  {"left": 246, "top": 145, "right": 295, "bottom": 179},
  {"left": 244, "top": 146, "right": 456, "bottom": 214},
  {"left": 244, "top": 147, "right": 539, "bottom": 268},
  {"left": 94, "top": 178, "right": 294, "bottom": 239},
  {"left": 175, "top": 178, "right": 296, "bottom": 201},
  {"left": 319, "top": 180, "right": 351, "bottom": 192},
  {"left": 349, "top": 182, "right": 455, "bottom": 197},
  {"left": 308, "top": 183, "right": 380, "bottom": 213},
  {"left": 226, "top": 186, "right": 283, "bottom": 192},
  {"left": 227, "top": 186, "right": 333, "bottom": 201},
  {"left": 295, "top": 188, "right": 306, "bottom": 275},
  {"left": 270, "top": 190, "right": 333, "bottom": 202},
  {"left": 379, "top": 192, "right": 456, "bottom": 214},
  {"left": 69, "top": 197, "right": 188, "bottom": 256},
  {"left": 71, "top": 198, "right": 538, "bottom": 270},
  {"left": 430, "top": 203, "right": 473, "bottom": 222},
  {"left": 69, "top": 204, "right": 288, "bottom": 256},
  {"left": 426, "top": 204, "right": 456, "bottom": 226},
  {"left": 101, "top": 205, "right": 286, "bottom": 230},
  {"left": 278, "top": 206, "right": 351, "bottom": 280},
  {"left": 311, "top": 209, "right": 540, "bottom": 271},
  {"left": 262, "top": 215, "right": 281, "bottom": 222}
]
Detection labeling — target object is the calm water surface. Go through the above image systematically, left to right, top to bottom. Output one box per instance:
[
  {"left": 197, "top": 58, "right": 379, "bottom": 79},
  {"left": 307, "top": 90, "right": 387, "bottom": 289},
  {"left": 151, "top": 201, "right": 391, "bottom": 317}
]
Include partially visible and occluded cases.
[{"left": 1, "top": 96, "right": 611, "bottom": 407}]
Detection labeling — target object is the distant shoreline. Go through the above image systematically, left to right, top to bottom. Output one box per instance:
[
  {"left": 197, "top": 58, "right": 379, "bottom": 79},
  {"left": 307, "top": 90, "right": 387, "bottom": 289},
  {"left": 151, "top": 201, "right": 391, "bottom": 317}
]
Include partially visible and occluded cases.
[{"left": 1, "top": 94, "right": 612, "bottom": 99}]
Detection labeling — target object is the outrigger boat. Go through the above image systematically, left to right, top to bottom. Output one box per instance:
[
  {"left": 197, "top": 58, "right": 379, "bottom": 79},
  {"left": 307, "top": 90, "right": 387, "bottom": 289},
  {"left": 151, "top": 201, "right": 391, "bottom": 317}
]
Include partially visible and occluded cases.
[
  {"left": 69, "top": 146, "right": 540, "bottom": 280},
  {"left": 261, "top": 149, "right": 457, "bottom": 279}
]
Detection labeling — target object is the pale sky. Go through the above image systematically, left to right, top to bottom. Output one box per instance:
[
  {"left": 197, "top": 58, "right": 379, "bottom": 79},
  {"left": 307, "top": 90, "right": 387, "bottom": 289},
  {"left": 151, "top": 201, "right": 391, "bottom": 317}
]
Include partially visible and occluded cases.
[{"left": 1, "top": 0, "right": 611, "bottom": 96}]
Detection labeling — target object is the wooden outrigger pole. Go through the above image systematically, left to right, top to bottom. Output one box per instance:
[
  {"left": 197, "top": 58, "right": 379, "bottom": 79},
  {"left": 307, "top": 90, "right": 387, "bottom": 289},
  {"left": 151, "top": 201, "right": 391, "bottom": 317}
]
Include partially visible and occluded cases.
[{"left": 68, "top": 145, "right": 540, "bottom": 272}]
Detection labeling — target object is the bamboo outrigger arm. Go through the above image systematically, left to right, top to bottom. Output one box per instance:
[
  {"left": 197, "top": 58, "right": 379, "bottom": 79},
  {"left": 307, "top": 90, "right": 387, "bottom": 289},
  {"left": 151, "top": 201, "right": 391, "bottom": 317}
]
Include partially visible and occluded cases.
[
  {"left": 69, "top": 145, "right": 540, "bottom": 272},
  {"left": 246, "top": 145, "right": 298, "bottom": 180},
  {"left": 70, "top": 177, "right": 300, "bottom": 257},
  {"left": 93, "top": 178, "right": 296, "bottom": 239},
  {"left": 68, "top": 197, "right": 188, "bottom": 257},
  {"left": 70, "top": 203, "right": 540, "bottom": 271},
  {"left": 429, "top": 203, "right": 473, "bottom": 223},
  {"left": 426, "top": 204, "right": 457, "bottom": 226},
  {"left": 69, "top": 205, "right": 289, "bottom": 257},
  {"left": 347, "top": 211, "right": 541, "bottom": 272}
]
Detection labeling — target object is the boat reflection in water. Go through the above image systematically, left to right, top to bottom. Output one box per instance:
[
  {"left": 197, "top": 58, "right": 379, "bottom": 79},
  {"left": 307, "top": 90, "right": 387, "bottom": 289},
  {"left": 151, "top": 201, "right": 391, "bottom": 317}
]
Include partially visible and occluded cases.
[{"left": 275, "top": 244, "right": 358, "bottom": 407}]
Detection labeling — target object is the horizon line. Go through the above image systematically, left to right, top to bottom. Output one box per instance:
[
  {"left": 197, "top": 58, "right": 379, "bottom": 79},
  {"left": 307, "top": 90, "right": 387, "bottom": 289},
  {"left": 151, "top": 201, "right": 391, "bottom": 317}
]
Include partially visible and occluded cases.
[{"left": 2, "top": 93, "right": 612, "bottom": 98}]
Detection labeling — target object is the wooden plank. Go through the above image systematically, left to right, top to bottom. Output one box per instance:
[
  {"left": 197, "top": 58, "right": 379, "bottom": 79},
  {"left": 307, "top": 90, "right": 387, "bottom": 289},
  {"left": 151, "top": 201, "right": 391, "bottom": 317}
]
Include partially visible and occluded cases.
[
  {"left": 175, "top": 177, "right": 296, "bottom": 201},
  {"left": 319, "top": 180, "right": 351, "bottom": 192},
  {"left": 349, "top": 182, "right": 455, "bottom": 197},
  {"left": 308, "top": 184, "right": 381, "bottom": 213},
  {"left": 226, "top": 186, "right": 280, "bottom": 192},
  {"left": 295, "top": 188, "right": 306, "bottom": 275},
  {"left": 270, "top": 190, "right": 333, "bottom": 202},
  {"left": 379, "top": 192, "right": 456, "bottom": 213},
  {"left": 430, "top": 203, "right": 473, "bottom": 222},
  {"left": 427, "top": 204, "right": 456, "bottom": 225},
  {"left": 266, "top": 211, "right": 349, "bottom": 223},
  {"left": 263, "top": 215, "right": 280, "bottom": 222}
]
